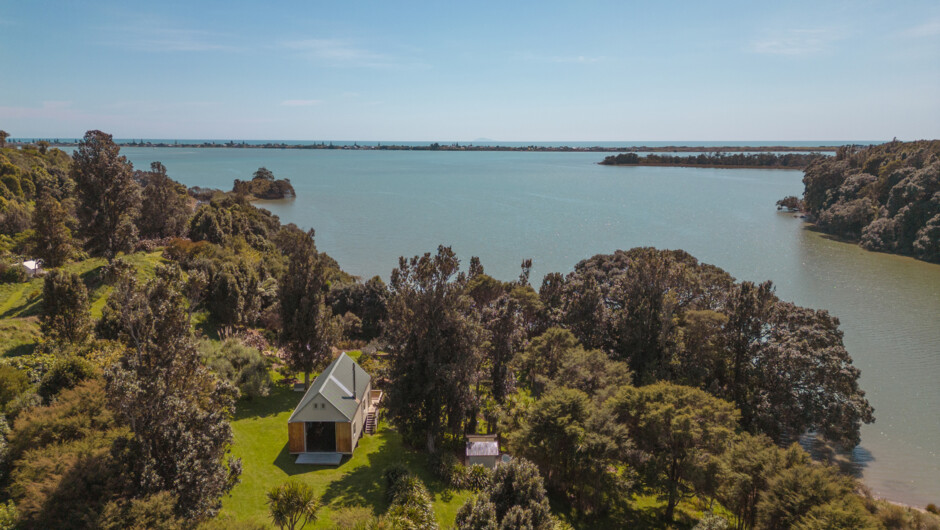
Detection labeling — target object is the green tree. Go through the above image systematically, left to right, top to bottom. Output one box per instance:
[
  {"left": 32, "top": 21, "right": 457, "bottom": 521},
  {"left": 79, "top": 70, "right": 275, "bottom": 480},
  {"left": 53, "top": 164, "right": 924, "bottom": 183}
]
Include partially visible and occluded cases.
[
  {"left": 0, "top": 130, "right": 8, "bottom": 148},
  {"left": 71, "top": 130, "right": 141, "bottom": 260},
  {"left": 36, "top": 140, "right": 49, "bottom": 155},
  {"left": 136, "top": 161, "right": 192, "bottom": 239},
  {"left": 30, "top": 191, "right": 75, "bottom": 267},
  {"left": 277, "top": 226, "right": 339, "bottom": 388},
  {"left": 384, "top": 245, "right": 483, "bottom": 453},
  {"left": 104, "top": 265, "right": 241, "bottom": 520},
  {"left": 41, "top": 270, "right": 91, "bottom": 343},
  {"left": 481, "top": 295, "right": 524, "bottom": 403},
  {"left": 745, "top": 302, "right": 874, "bottom": 448},
  {"left": 515, "top": 327, "right": 580, "bottom": 397},
  {"left": 515, "top": 327, "right": 631, "bottom": 400},
  {"left": 607, "top": 382, "right": 739, "bottom": 523},
  {"left": 509, "top": 386, "right": 628, "bottom": 513},
  {"left": 715, "top": 433, "right": 794, "bottom": 530},
  {"left": 457, "top": 458, "right": 553, "bottom": 530},
  {"left": 756, "top": 461, "right": 877, "bottom": 530},
  {"left": 266, "top": 481, "right": 320, "bottom": 530}
]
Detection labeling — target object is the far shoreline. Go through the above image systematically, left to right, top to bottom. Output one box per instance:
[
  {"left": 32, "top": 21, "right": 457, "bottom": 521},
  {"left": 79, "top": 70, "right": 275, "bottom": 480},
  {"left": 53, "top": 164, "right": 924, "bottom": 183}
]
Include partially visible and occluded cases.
[{"left": 26, "top": 140, "right": 842, "bottom": 153}]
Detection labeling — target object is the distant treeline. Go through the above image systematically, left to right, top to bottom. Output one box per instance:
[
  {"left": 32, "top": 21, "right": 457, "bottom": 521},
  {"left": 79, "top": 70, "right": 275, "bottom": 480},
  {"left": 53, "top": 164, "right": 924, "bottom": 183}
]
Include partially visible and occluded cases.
[
  {"left": 29, "top": 138, "right": 840, "bottom": 153},
  {"left": 788, "top": 140, "right": 940, "bottom": 263},
  {"left": 600, "top": 151, "right": 824, "bottom": 169}
]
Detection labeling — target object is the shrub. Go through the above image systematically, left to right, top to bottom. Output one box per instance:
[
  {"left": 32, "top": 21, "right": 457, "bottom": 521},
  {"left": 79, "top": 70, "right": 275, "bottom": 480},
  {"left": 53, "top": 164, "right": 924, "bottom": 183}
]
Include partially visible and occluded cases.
[
  {"left": 100, "top": 257, "right": 134, "bottom": 284},
  {"left": 0, "top": 263, "right": 27, "bottom": 284},
  {"left": 199, "top": 339, "right": 271, "bottom": 399},
  {"left": 38, "top": 355, "right": 97, "bottom": 402},
  {"left": 0, "top": 364, "right": 30, "bottom": 409},
  {"left": 456, "top": 458, "right": 552, "bottom": 530},
  {"left": 464, "top": 465, "right": 492, "bottom": 491},
  {"left": 386, "top": 474, "right": 437, "bottom": 530},
  {"left": 266, "top": 481, "right": 320, "bottom": 530},
  {"left": 97, "top": 492, "right": 183, "bottom": 530},
  {"left": 0, "top": 500, "right": 17, "bottom": 530},
  {"left": 927, "top": 503, "right": 939, "bottom": 515},
  {"left": 330, "top": 506, "right": 377, "bottom": 529}
]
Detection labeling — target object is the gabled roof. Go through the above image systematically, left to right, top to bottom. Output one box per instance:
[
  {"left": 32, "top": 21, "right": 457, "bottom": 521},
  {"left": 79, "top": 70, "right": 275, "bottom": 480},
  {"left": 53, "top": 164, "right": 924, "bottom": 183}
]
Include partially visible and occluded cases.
[
  {"left": 288, "top": 352, "right": 371, "bottom": 423},
  {"left": 466, "top": 434, "right": 499, "bottom": 456},
  {"left": 467, "top": 441, "right": 499, "bottom": 456}
]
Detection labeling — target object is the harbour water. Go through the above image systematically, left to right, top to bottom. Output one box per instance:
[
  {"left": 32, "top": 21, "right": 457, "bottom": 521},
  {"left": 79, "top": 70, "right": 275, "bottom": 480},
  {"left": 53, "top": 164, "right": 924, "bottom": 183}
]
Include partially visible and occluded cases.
[{"left": 118, "top": 147, "right": 940, "bottom": 507}]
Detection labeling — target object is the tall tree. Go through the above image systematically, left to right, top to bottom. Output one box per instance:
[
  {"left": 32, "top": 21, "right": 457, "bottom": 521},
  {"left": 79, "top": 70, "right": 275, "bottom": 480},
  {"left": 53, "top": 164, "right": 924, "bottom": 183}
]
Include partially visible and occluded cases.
[
  {"left": 0, "top": 130, "right": 8, "bottom": 148},
  {"left": 70, "top": 130, "right": 141, "bottom": 260},
  {"left": 136, "top": 161, "right": 192, "bottom": 239},
  {"left": 30, "top": 191, "right": 75, "bottom": 267},
  {"left": 278, "top": 227, "right": 338, "bottom": 388},
  {"left": 384, "top": 245, "right": 483, "bottom": 453},
  {"left": 104, "top": 265, "right": 241, "bottom": 520},
  {"left": 40, "top": 270, "right": 91, "bottom": 343},
  {"left": 481, "top": 295, "right": 524, "bottom": 403},
  {"left": 606, "top": 382, "right": 739, "bottom": 523},
  {"left": 509, "top": 386, "right": 628, "bottom": 512}
]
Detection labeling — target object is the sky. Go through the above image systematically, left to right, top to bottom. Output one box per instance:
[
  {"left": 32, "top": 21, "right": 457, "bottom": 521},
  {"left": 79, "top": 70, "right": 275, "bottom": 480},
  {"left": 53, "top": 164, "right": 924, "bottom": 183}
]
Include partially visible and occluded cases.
[{"left": 1, "top": 0, "right": 938, "bottom": 142}]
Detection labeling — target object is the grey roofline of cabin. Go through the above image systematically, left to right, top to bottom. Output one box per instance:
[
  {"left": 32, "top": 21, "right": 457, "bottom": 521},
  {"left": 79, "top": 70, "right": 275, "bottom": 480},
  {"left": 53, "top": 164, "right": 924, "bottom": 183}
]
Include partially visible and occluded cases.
[{"left": 287, "top": 352, "right": 372, "bottom": 423}]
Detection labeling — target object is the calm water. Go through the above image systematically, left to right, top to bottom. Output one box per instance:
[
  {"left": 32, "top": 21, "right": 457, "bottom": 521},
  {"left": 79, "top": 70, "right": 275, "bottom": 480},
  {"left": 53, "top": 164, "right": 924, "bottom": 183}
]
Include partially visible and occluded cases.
[{"left": 119, "top": 147, "right": 940, "bottom": 507}]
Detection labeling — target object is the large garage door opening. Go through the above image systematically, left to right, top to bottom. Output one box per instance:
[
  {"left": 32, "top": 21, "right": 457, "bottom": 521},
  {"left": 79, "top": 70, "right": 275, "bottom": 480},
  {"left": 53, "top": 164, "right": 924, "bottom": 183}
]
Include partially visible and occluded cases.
[{"left": 305, "top": 422, "right": 336, "bottom": 452}]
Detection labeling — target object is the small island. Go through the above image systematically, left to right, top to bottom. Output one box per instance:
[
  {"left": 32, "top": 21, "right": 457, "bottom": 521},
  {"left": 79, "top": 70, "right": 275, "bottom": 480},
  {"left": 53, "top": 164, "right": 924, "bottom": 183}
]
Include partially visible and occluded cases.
[
  {"left": 600, "top": 151, "right": 823, "bottom": 169},
  {"left": 233, "top": 167, "right": 295, "bottom": 200}
]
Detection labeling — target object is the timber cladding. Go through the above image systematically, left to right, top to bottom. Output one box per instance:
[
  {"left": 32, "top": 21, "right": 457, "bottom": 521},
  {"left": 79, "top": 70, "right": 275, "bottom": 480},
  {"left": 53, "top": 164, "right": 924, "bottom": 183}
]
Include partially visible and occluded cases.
[
  {"left": 335, "top": 421, "right": 353, "bottom": 453},
  {"left": 288, "top": 422, "right": 305, "bottom": 453}
]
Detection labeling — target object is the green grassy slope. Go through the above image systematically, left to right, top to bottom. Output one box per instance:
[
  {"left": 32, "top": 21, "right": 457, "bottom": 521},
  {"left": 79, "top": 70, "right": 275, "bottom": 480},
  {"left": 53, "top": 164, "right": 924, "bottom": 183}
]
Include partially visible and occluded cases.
[
  {"left": 0, "top": 250, "right": 166, "bottom": 357},
  {"left": 219, "top": 381, "right": 472, "bottom": 528}
]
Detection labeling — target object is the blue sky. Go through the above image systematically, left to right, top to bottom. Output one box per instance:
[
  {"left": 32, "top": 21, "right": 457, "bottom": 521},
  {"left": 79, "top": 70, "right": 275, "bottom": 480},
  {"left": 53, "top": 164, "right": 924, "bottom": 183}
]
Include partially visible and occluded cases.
[{"left": 1, "top": 0, "right": 938, "bottom": 141}]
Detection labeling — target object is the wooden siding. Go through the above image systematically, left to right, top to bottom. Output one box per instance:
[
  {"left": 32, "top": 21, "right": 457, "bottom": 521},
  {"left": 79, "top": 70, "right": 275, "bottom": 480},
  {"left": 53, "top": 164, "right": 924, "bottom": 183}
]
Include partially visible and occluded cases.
[
  {"left": 335, "top": 421, "right": 353, "bottom": 453},
  {"left": 288, "top": 422, "right": 305, "bottom": 453}
]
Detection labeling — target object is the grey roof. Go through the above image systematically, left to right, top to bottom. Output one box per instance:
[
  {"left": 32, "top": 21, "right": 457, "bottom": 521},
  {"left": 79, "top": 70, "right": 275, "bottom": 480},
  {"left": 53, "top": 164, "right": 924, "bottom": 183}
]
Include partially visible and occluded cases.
[
  {"left": 288, "top": 353, "right": 371, "bottom": 423},
  {"left": 467, "top": 441, "right": 499, "bottom": 457}
]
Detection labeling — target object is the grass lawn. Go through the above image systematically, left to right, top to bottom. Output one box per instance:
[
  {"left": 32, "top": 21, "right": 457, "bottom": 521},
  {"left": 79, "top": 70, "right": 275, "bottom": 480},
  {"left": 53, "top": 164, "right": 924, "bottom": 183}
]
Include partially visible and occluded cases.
[
  {"left": 0, "top": 250, "right": 166, "bottom": 357},
  {"left": 220, "top": 381, "right": 473, "bottom": 528}
]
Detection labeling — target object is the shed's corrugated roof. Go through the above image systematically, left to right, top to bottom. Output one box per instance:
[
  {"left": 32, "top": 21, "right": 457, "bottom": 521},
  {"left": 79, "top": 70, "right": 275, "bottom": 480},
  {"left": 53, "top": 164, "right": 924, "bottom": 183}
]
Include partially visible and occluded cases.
[
  {"left": 288, "top": 353, "right": 371, "bottom": 423},
  {"left": 467, "top": 441, "right": 499, "bottom": 456}
]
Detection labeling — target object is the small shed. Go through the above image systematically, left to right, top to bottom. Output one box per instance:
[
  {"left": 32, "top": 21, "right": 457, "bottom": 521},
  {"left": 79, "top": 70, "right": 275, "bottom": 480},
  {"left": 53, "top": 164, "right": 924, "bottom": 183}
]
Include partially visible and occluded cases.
[
  {"left": 21, "top": 260, "right": 42, "bottom": 277},
  {"left": 287, "top": 352, "right": 381, "bottom": 459},
  {"left": 466, "top": 434, "right": 500, "bottom": 469}
]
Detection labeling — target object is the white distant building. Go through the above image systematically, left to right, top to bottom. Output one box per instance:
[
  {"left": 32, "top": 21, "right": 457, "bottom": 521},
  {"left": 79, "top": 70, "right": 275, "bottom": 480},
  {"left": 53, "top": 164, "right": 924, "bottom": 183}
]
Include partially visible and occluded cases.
[{"left": 21, "top": 260, "right": 42, "bottom": 277}]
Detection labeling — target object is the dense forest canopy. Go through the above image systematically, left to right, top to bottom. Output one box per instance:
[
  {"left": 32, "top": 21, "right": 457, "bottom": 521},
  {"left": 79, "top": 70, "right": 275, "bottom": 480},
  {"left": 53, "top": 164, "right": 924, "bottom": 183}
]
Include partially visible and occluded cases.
[{"left": 794, "top": 140, "right": 940, "bottom": 263}]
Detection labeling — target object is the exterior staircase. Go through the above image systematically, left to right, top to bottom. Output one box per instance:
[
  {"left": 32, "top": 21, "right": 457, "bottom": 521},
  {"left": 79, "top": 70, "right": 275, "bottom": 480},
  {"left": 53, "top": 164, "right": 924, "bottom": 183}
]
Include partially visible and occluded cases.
[{"left": 365, "top": 411, "right": 378, "bottom": 434}]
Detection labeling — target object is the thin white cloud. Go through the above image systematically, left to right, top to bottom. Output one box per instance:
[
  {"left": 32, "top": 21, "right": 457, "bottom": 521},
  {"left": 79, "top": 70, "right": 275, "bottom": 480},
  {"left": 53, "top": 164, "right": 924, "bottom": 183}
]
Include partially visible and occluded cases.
[
  {"left": 902, "top": 19, "right": 940, "bottom": 38},
  {"left": 750, "top": 28, "right": 842, "bottom": 56},
  {"left": 280, "top": 38, "right": 425, "bottom": 69},
  {"left": 281, "top": 99, "right": 322, "bottom": 107}
]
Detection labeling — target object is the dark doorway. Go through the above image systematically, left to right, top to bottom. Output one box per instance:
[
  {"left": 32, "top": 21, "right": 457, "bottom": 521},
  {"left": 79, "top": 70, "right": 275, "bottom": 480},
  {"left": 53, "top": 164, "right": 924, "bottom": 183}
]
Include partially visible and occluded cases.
[{"left": 305, "top": 422, "right": 336, "bottom": 452}]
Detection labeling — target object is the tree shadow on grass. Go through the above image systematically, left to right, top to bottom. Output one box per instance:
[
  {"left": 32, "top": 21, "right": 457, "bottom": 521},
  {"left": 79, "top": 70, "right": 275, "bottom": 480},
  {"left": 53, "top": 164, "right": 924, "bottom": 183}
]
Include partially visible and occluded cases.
[
  {"left": 1, "top": 341, "right": 38, "bottom": 357},
  {"left": 234, "top": 382, "right": 300, "bottom": 421},
  {"left": 317, "top": 427, "right": 455, "bottom": 515}
]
